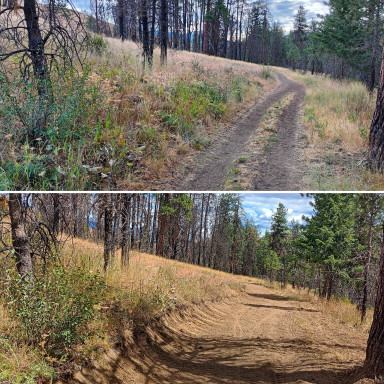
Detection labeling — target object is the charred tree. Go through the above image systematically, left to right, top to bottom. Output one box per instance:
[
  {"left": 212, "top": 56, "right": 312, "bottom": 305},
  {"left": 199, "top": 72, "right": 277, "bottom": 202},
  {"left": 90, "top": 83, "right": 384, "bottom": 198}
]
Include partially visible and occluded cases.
[
  {"left": 160, "top": 0, "right": 168, "bottom": 65},
  {"left": 9, "top": 194, "right": 33, "bottom": 281}
]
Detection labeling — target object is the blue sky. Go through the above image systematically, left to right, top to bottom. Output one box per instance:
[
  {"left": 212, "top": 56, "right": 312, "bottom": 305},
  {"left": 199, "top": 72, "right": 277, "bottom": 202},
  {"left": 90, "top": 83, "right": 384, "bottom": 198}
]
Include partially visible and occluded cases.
[{"left": 240, "top": 193, "right": 314, "bottom": 234}]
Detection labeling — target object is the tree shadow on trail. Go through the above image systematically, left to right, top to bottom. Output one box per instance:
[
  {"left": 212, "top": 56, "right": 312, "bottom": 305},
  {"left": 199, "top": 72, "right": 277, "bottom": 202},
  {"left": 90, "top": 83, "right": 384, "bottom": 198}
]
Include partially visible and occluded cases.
[
  {"left": 246, "top": 291, "right": 312, "bottom": 303},
  {"left": 246, "top": 302, "right": 319, "bottom": 312},
  {"left": 74, "top": 320, "right": 366, "bottom": 384}
]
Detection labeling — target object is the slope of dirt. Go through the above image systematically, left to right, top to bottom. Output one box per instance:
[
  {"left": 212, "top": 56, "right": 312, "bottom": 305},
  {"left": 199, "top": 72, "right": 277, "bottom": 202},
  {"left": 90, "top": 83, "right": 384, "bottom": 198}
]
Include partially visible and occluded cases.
[
  {"left": 167, "top": 71, "right": 306, "bottom": 191},
  {"left": 71, "top": 282, "right": 368, "bottom": 384}
]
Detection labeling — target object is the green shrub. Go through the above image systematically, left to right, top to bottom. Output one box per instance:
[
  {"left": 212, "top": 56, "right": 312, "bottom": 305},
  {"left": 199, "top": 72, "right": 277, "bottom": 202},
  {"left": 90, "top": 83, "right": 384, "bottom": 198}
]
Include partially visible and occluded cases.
[
  {"left": 88, "top": 35, "right": 109, "bottom": 55},
  {"left": 260, "top": 66, "right": 273, "bottom": 80},
  {"left": 0, "top": 67, "right": 105, "bottom": 189},
  {"left": 164, "top": 80, "right": 227, "bottom": 140},
  {"left": 6, "top": 263, "right": 106, "bottom": 358}
]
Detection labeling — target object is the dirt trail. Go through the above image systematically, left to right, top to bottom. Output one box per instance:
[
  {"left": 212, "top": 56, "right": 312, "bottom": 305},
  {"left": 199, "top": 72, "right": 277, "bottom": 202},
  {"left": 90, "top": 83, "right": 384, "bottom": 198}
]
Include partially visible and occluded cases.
[
  {"left": 167, "top": 71, "right": 306, "bottom": 191},
  {"left": 73, "top": 282, "right": 367, "bottom": 384}
]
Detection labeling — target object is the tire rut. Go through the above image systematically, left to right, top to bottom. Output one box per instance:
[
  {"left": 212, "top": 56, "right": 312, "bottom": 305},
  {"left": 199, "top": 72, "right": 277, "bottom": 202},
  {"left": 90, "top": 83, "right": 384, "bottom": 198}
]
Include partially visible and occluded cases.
[
  {"left": 168, "top": 71, "right": 305, "bottom": 191},
  {"left": 252, "top": 79, "right": 306, "bottom": 191}
]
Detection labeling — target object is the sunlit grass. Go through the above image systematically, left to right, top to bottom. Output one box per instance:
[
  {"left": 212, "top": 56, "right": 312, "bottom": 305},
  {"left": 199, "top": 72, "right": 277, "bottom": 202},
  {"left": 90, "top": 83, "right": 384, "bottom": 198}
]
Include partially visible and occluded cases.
[{"left": 277, "top": 67, "right": 383, "bottom": 190}]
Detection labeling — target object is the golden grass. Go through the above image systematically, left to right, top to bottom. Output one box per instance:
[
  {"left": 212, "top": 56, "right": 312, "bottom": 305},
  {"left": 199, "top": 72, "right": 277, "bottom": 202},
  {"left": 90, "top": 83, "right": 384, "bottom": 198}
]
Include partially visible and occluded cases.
[
  {"left": 1, "top": 32, "right": 277, "bottom": 190},
  {"left": 87, "top": 40, "right": 275, "bottom": 190},
  {"left": 277, "top": 67, "right": 384, "bottom": 190},
  {"left": 263, "top": 280, "right": 373, "bottom": 333}
]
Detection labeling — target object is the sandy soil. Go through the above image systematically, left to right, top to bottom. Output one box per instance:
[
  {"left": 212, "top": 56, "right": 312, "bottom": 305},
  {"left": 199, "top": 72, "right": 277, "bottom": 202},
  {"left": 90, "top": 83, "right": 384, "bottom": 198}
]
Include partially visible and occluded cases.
[
  {"left": 167, "top": 71, "right": 306, "bottom": 191},
  {"left": 71, "top": 281, "right": 368, "bottom": 384}
]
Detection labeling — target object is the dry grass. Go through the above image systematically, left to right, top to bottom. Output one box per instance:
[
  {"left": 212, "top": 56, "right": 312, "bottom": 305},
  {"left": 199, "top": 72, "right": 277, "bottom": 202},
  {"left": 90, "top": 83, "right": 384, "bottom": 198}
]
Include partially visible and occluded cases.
[
  {"left": 0, "top": 33, "right": 276, "bottom": 190},
  {"left": 277, "top": 67, "right": 384, "bottom": 191},
  {"left": 0, "top": 236, "right": 244, "bottom": 382},
  {"left": 62, "top": 236, "right": 243, "bottom": 307},
  {"left": 262, "top": 280, "right": 373, "bottom": 333}
]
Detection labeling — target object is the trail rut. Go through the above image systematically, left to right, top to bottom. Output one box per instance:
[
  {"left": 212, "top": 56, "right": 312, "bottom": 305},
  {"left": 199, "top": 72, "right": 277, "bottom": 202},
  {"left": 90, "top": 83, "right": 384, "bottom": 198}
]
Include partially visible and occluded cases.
[
  {"left": 167, "top": 71, "right": 306, "bottom": 191},
  {"left": 73, "top": 282, "right": 367, "bottom": 384}
]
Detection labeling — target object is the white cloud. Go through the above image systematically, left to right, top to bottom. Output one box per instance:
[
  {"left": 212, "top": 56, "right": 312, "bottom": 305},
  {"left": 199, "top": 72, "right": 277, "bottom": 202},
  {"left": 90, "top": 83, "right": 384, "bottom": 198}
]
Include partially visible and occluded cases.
[{"left": 241, "top": 193, "right": 313, "bottom": 235}]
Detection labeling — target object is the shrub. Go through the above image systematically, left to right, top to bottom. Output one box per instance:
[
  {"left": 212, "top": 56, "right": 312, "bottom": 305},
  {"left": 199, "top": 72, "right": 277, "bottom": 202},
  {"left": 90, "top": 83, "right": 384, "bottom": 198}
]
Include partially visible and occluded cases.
[
  {"left": 88, "top": 35, "right": 109, "bottom": 55},
  {"left": 260, "top": 66, "right": 273, "bottom": 80},
  {"left": 0, "top": 67, "right": 105, "bottom": 189},
  {"left": 165, "top": 80, "right": 227, "bottom": 139},
  {"left": 6, "top": 262, "right": 106, "bottom": 358}
]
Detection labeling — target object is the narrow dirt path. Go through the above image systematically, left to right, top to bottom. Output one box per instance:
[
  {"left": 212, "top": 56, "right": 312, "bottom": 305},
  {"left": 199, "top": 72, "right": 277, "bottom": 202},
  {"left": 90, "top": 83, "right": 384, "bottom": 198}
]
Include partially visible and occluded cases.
[
  {"left": 167, "top": 71, "right": 305, "bottom": 191},
  {"left": 73, "top": 282, "right": 367, "bottom": 384}
]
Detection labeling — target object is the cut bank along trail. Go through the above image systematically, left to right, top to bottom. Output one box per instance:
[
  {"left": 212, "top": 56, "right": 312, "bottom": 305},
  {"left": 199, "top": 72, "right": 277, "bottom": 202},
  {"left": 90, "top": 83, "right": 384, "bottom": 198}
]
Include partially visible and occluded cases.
[
  {"left": 168, "top": 71, "right": 306, "bottom": 191},
  {"left": 73, "top": 282, "right": 367, "bottom": 384}
]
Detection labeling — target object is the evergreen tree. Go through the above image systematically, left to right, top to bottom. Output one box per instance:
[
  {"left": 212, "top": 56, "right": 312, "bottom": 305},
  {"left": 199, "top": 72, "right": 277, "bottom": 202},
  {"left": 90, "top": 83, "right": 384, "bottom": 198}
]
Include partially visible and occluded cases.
[
  {"left": 314, "top": 0, "right": 368, "bottom": 79},
  {"left": 301, "top": 194, "right": 357, "bottom": 299},
  {"left": 270, "top": 203, "right": 288, "bottom": 286}
]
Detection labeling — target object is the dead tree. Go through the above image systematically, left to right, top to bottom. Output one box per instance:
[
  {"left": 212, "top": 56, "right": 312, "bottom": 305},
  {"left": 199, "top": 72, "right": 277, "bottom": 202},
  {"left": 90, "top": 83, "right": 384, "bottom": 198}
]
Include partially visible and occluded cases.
[
  {"left": 0, "top": 0, "right": 87, "bottom": 138},
  {"left": 160, "top": 0, "right": 167, "bottom": 64},
  {"left": 8, "top": 194, "right": 33, "bottom": 281},
  {"left": 121, "top": 194, "right": 131, "bottom": 266}
]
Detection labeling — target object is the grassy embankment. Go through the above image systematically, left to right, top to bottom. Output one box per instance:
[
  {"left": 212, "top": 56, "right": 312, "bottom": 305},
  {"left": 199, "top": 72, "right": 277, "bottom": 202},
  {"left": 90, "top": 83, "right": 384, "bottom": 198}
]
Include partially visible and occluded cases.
[
  {"left": 0, "top": 37, "right": 275, "bottom": 190},
  {"left": 279, "top": 67, "right": 383, "bottom": 190},
  {"left": 0, "top": 235, "right": 374, "bottom": 383},
  {"left": 0, "top": 237, "right": 243, "bottom": 383}
]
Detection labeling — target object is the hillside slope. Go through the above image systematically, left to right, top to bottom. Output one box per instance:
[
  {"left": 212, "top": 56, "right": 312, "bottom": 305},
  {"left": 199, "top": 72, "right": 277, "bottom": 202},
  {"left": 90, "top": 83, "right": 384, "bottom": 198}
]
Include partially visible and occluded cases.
[{"left": 70, "top": 272, "right": 369, "bottom": 384}]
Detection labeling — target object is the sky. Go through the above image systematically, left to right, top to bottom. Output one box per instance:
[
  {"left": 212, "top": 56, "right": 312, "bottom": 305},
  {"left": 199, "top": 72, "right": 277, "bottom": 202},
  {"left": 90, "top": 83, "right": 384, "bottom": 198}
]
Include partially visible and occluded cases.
[
  {"left": 269, "top": 0, "right": 329, "bottom": 32},
  {"left": 240, "top": 193, "right": 314, "bottom": 234}
]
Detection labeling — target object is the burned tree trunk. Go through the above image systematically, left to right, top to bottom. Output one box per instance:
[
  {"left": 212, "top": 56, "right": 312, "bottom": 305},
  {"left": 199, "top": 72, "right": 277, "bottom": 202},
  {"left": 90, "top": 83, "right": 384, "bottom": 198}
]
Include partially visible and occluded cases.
[
  {"left": 23, "top": 0, "right": 47, "bottom": 95},
  {"left": 118, "top": 0, "right": 125, "bottom": 40},
  {"left": 142, "top": 0, "right": 150, "bottom": 66},
  {"left": 149, "top": 0, "right": 157, "bottom": 65},
  {"left": 160, "top": 0, "right": 168, "bottom": 65},
  {"left": 9, "top": 194, "right": 33, "bottom": 281},
  {"left": 103, "top": 194, "right": 113, "bottom": 271},
  {"left": 121, "top": 194, "right": 131, "bottom": 266},
  {"left": 364, "top": 223, "right": 384, "bottom": 375}
]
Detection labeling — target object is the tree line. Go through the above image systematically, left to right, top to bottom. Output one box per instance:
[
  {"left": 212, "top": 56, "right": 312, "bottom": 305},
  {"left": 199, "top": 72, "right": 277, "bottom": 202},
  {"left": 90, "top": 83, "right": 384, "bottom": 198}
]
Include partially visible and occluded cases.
[
  {"left": 88, "top": 0, "right": 383, "bottom": 89},
  {"left": 3, "top": 192, "right": 384, "bottom": 375}
]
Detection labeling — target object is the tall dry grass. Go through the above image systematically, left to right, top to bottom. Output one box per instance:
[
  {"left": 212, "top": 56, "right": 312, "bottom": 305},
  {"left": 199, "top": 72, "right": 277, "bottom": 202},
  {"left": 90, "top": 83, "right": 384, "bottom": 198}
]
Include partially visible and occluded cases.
[
  {"left": 278, "top": 68, "right": 383, "bottom": 190},
  {"left": 0, "top": 236, "right": 244, "bottom": 382},
  {"left": 263, "top": 280, "right": 373, "bottom": 333}
]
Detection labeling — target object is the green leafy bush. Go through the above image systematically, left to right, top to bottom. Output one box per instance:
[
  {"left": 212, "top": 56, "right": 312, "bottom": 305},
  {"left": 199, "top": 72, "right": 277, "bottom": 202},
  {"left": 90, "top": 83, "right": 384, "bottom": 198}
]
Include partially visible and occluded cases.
[
  {"left": 88, "top": 35, "right": 109, "bottom": 55},
  {"left": 0, "top": 67, "right": 104, "bottom": 189},
  {"left": 164, "top": 80, "right": 227, "bottom": 139},
  {"left": 6, "top": 263, "right": 106, "bottom": 358}
]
